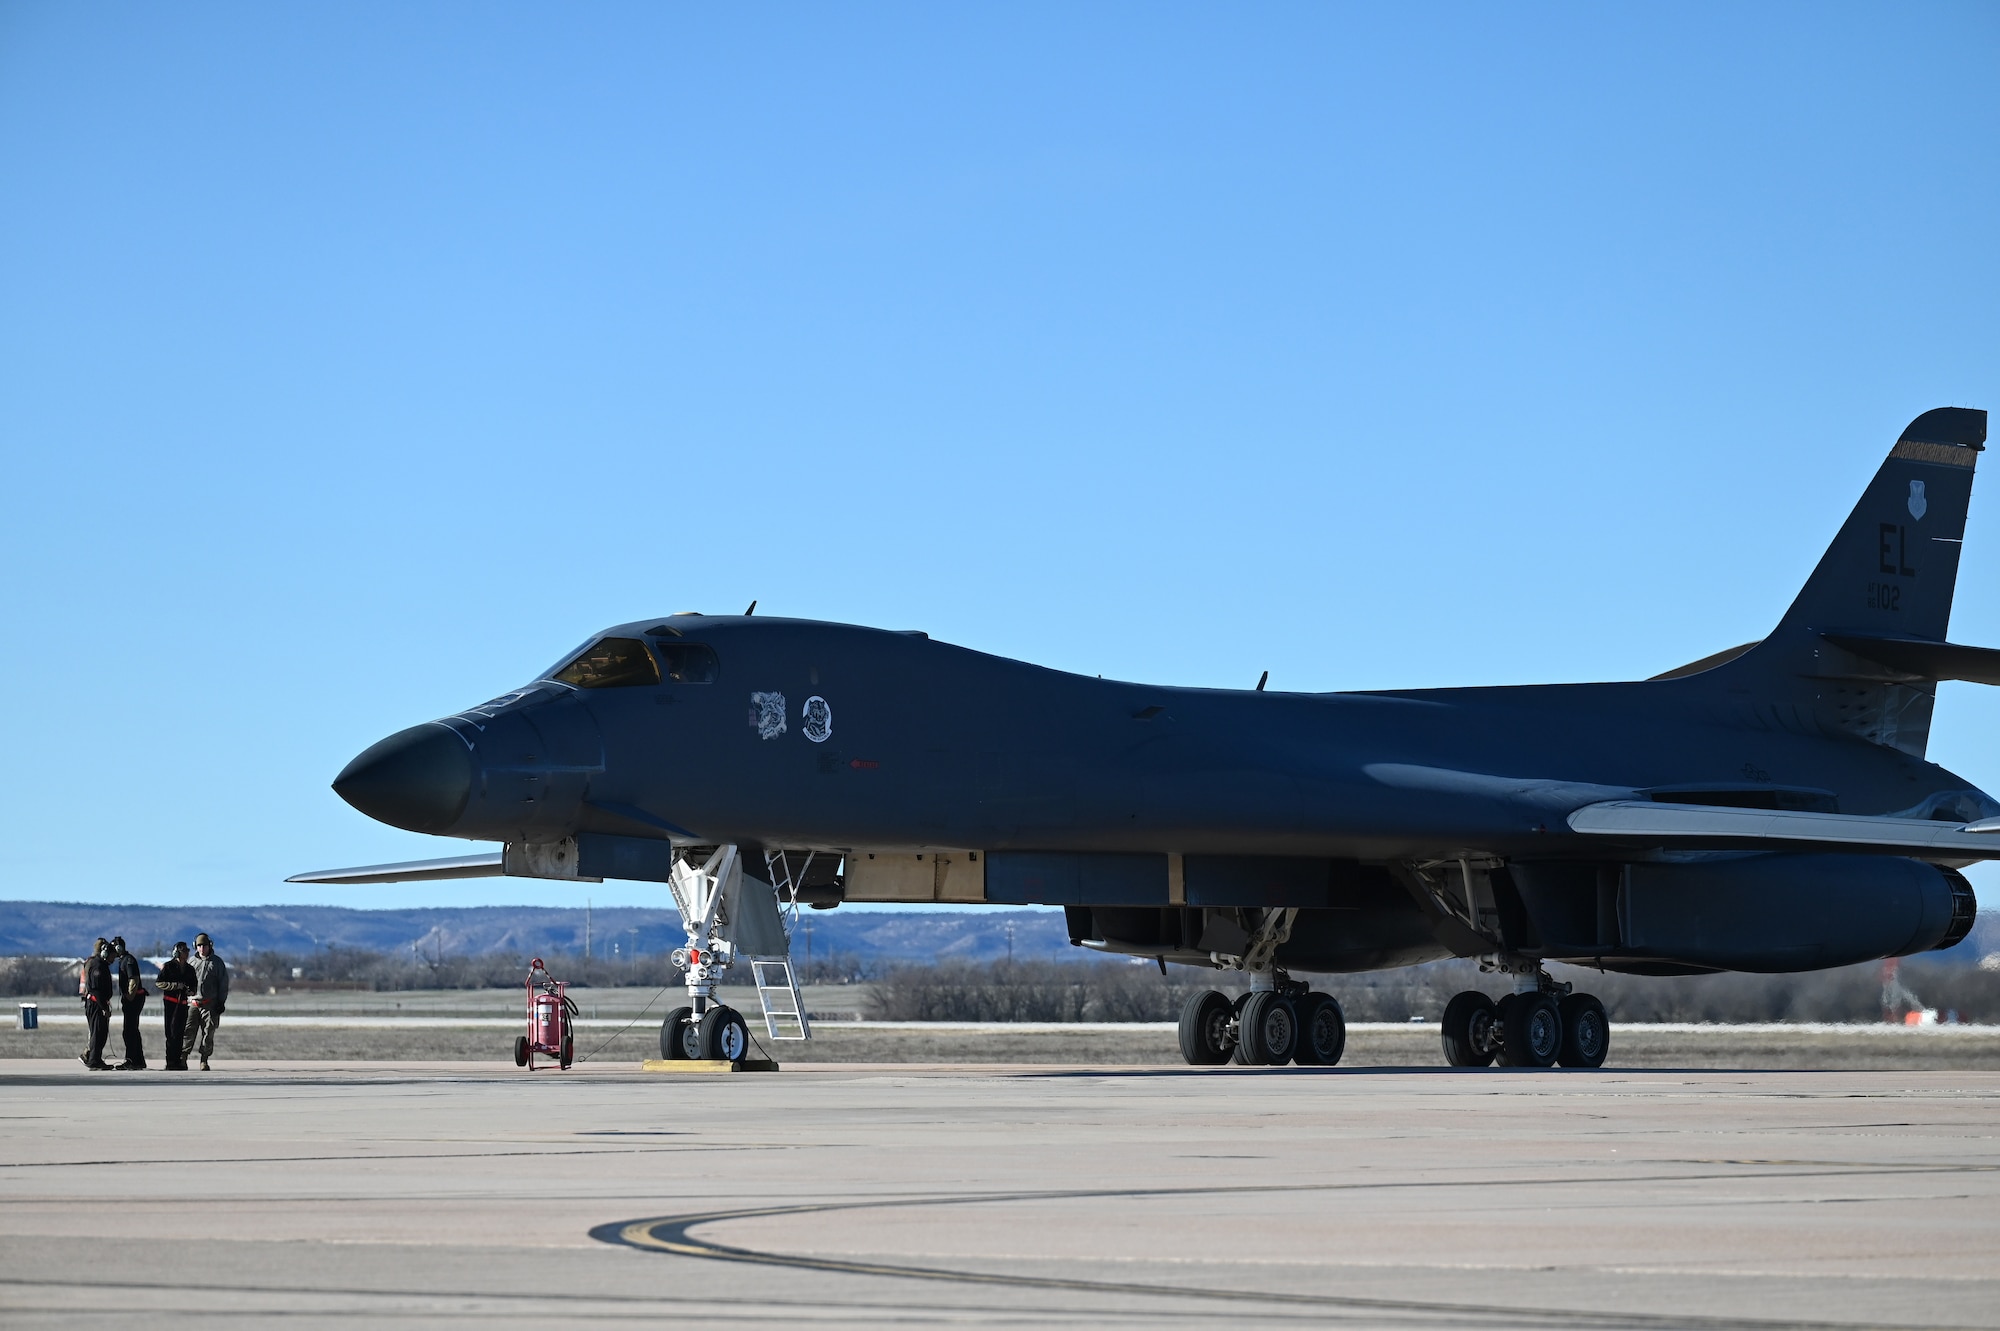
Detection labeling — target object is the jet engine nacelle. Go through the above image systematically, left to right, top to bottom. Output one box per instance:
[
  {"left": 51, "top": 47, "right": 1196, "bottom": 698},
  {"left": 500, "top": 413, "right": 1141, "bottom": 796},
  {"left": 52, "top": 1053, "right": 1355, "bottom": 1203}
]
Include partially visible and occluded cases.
[{"left": 1517, "top": 853, "right": 1977, "bottom": 973}]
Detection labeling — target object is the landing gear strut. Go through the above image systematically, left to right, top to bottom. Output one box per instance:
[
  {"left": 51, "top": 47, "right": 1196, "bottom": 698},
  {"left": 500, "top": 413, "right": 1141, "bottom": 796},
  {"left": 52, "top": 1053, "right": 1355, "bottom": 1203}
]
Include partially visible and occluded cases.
[{"left": 1441, "top": 962, "right": 1610, "bottom": 1069}]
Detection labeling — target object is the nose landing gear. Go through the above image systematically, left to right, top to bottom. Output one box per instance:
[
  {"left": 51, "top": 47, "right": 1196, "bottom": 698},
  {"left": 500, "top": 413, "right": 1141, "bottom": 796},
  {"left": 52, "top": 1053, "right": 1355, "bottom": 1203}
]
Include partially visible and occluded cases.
[{"left": 651, "top": 845, "right": 775, "bottom": 1064}]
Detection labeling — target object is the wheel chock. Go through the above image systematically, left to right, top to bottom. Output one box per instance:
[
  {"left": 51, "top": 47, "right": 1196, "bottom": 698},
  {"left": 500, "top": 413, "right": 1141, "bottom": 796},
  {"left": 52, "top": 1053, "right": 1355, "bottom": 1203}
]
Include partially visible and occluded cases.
[{"left": 639, "top": 1058, "right": 780, "bottom": 1073}]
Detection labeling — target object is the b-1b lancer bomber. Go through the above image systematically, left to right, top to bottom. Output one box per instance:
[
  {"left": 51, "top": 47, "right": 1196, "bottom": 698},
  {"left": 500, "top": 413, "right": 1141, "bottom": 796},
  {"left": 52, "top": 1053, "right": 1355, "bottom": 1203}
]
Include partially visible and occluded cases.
[{"left": 298, "top": 407, "right": 1993, "bottom": 1070}]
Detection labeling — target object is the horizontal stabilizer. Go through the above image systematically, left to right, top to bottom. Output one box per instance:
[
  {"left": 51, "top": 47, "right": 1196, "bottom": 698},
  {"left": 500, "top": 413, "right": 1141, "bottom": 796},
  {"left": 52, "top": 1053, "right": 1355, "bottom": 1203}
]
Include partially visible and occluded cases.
[
  {"left": 1820, "top": 632, "right": 2000, "bottom": 686},
  {"left": 1567, "top": 801, "right": 2000, "bottom": 859},
  {"left": 285, "top": 853, "right": 506, "bottom": 885}
]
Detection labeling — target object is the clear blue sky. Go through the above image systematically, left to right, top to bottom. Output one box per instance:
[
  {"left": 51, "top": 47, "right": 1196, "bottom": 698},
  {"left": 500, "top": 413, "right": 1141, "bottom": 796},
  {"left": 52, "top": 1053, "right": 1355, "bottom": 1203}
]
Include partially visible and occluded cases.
[{"left": 3, "top": 5, "right": 1998, "bottom": 911}]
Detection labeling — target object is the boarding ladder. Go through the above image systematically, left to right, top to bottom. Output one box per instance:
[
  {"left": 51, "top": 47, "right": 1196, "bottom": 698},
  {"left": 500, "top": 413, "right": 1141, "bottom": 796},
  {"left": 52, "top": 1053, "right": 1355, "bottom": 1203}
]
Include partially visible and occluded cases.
[
  {"left": 753, "top": 849, "right": 817, "bottom": 1042},
  {"left": 750, "top": 959, "right": 811, "bottom": 1041}
]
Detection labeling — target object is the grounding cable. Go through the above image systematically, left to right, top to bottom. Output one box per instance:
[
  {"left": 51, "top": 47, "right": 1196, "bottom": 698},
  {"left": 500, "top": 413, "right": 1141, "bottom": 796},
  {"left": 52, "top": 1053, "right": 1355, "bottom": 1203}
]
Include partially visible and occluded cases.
[{"left": 575, "top": 983, "right": 677, "bottom": 1064}]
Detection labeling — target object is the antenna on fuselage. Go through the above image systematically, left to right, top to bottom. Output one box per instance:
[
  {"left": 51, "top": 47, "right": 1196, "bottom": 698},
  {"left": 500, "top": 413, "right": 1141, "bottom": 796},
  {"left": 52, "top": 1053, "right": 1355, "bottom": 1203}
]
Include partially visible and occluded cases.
[
  {"left": 744, "top": 600, "right": 757, "bottom": 616},
  {"left": 1255, "top": 670, "right": 1268, "bottom": 691}
]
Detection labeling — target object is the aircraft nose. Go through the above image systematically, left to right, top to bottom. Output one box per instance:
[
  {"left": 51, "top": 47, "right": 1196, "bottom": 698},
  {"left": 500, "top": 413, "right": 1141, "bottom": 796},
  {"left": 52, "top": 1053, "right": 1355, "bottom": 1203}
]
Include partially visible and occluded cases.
[{"left": 332, "top": 724, "right": 474, "bottom": 834}]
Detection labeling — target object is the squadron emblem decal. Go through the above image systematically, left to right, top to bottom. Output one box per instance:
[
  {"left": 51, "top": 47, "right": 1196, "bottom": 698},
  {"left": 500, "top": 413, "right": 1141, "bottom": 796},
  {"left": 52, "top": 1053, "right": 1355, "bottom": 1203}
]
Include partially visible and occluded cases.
[
  {"left": 1909, "top": 480, "right": 1928, "bottom": 520},
  {"left": 749, "top": 692, "right": 787, "bottom": 740},
  {"left": 801, "top": 695, "right": 833, "bottom": 743}
]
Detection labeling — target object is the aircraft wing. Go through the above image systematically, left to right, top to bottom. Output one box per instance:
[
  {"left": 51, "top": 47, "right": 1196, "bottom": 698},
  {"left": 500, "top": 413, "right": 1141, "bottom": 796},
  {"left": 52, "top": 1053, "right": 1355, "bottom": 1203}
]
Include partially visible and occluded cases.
[
  {"left": 1567, "top": 801, "right": 2000, "bottom": 858},
  {"left": 285, "top": 853, "right": 506, "bottom": 885}
]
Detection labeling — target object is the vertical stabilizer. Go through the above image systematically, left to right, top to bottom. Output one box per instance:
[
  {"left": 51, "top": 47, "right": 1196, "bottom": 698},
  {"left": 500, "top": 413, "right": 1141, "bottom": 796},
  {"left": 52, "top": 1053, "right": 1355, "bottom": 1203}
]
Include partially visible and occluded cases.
[
  {"left": 1775, "top": 407, "right": 1985, "bottom": 642},
  {"left": 1685, "top": 408, "right": 1987, "bottom": 760}
]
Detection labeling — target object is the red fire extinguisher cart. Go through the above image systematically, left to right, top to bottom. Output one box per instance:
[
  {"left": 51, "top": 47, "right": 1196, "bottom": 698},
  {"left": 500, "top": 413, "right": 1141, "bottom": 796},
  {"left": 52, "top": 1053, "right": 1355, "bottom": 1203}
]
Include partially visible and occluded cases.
[{"left": 515, "top": 958, "right": 575, "bottom": 1070}]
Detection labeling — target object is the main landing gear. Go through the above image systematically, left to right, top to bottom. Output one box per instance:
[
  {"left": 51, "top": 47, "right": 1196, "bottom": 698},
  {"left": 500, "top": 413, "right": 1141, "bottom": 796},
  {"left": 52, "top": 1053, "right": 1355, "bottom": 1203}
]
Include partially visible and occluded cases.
[
  {"left": 1440, "top": 972, "right": 1609, "bottom": 1069},
  {"left": 1178, "top": 976, "right": 1347, "bottom": 1067}
]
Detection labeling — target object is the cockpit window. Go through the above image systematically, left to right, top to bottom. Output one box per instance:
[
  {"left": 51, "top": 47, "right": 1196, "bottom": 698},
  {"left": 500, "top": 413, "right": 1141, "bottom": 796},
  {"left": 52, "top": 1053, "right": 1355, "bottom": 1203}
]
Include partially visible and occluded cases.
[
  {"left": 554, "top": 638, "right": 660, "bottom": 689},
  {"left": 656, "top": 642, "right": 719, "bottom": 683}
]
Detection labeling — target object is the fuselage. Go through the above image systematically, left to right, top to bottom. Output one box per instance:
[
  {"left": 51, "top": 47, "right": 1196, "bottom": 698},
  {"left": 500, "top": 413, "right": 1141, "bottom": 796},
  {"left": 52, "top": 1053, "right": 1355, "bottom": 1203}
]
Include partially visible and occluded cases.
[{"left": 338, "top": 613, "right": 1995, "bottom": 862}]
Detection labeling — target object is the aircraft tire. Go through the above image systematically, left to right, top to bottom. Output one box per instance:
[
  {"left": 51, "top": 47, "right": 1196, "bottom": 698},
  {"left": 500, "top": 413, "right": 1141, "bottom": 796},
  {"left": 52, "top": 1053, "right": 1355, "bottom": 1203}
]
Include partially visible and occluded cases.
[
  {"left": 1177, "top": 990, "right": 1235, "bottom": 1065},
  {"left": 1440, "top": 991, "right": 1496, "bottom": 1067},
  {"left": 1237, "top": 992, "right": 1298, "bottom": 1066},
  {"left": 1292, "top": 992, "right": 1345, "bottom": 1066},
  {"left": 1498, "top": 992, "right": 1562, "bottom": 1068},
  {"left": 1558, "top": 993, "right": 1609, "bottom": 1068},
  {"left": 661, "top": 1006, "right": 693, "bottom": 1060},
  {"left": 698, "top": 1006, "right": 751, "bottom": 1063},
  {"left": 514, "top": 1035, "right": 529, "bottom": 1068}
]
